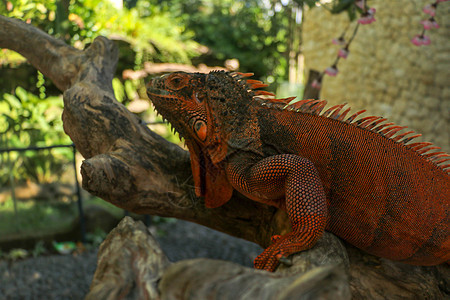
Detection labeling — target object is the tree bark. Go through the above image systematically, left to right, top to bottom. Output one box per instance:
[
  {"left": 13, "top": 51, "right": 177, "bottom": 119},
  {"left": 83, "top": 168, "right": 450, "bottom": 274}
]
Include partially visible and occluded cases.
[
  {"left": 303, "top": 69, "right": 321, "bottom": 99},
  {"left": 86, "top": 217, "right": 351, "bottom": 300}
]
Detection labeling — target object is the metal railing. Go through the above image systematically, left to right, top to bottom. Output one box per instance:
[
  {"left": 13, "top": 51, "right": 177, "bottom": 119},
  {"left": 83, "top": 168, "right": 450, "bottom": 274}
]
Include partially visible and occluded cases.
[
  {"left": 0, "top": 121, "right": 168, "bottom": 246},
  {"left": 0, "top": 143, "right": 86, "bottom": 243}
]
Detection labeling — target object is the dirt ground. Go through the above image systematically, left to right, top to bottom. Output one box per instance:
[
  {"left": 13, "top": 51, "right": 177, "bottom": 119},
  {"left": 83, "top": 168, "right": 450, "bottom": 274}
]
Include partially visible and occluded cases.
[{"left": 0, "top": 219, "right": 262, "bottom": 300}]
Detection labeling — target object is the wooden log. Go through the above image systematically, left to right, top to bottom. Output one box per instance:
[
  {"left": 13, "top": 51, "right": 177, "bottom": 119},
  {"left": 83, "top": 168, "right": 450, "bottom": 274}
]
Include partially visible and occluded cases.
[
  {"left": 86, "top": 217, "right": 170, "bottom": 299},
  {"left": 87, "top": 217, "right": 351, "bottom": 300}
]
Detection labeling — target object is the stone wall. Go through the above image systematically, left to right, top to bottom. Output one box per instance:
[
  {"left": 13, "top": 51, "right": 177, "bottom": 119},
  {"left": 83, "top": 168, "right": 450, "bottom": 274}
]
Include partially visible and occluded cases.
[{"left": 302, "top": 0, "right": 449, "bottom": 152}]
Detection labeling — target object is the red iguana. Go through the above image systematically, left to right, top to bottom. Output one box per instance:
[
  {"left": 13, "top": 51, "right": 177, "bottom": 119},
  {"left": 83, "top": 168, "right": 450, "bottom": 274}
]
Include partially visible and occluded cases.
[{"left": 146, "top": 70, "right": 450, "bottom": 272}]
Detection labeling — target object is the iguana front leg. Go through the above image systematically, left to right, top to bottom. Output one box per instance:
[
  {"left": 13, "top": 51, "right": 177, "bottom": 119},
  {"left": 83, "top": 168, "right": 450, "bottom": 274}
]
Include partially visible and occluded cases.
[{"left": 226, "top": 154, "right": 328, "bottom": 272}]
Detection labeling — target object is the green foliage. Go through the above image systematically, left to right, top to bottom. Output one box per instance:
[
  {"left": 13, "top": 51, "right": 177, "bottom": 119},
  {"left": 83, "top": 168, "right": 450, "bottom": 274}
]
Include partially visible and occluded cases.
[
  {"left": 0, "top": 0, "right": 58, "bottom": 33},
  {"left": 1, "top": 0, "right": 201, "bottom": 66},
  {"left": 68, "top": 0, "right": 201, "bottom": 63},
  {"left": 151, "top": 0, "right": 360, "bottom": 81},
  {"left": 159, "top": 0, "right": 293, "bottom": 81},
  {"left": 310, "top": 0, "right": 364, "bottom": 21},
  {"left": 329, "top": 0, "right": 355, "bottom": 13},
  {"left": 36, "top": 71, "right": 46, "bottom": 99},
  {"left": 112, "top": 78, "right": 126, "bottom": 103},
  {"left": 0, "top": 88, "right": 72, "bottom": 185},
  {"left": 86, "top": 196, "right": 124, "bottom": 219},
  {"left": 0, "top": 198, "right": 76, "bottom": 236},
  {"left": 152, "top": 215, "right": 177, "bottom": 225},
  {"left": 85, "top": 228, "right": 108, "bottom": 248},
  {"left": 32, "top": 240, "right": 47, "bottom": 257},
  {"left": 0, "top": 245, "right": 47, "bottom": 260},
  {"left": 6, "top": 248, "right": 29, "bottom": 261}
]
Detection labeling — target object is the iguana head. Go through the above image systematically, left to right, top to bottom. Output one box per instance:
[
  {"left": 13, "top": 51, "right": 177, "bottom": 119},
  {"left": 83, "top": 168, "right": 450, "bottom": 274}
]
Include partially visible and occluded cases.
[
  {"left": 146, "top": 70, "right": 271, "bottom": 208},
  {"left": 146, "top": 71, "right": 257, "bottom": 149},
  {"left": 146, "top": 72, "right": 209, "bottom": 144}
]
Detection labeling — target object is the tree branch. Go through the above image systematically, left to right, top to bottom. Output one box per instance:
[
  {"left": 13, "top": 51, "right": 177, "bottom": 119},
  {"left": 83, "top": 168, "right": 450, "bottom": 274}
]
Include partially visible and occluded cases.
[
  {"left": 0, "top": 15, "right": 287, "bottom": 248},
  {"left": 0, "top": 16, "right": 83, "bottom": 91}
]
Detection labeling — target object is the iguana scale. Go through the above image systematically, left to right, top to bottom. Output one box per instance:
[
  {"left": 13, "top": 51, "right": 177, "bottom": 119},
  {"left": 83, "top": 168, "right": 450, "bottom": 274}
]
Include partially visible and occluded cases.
[{"left": 146, "top": 70, "right": 450, "bottom": 272}]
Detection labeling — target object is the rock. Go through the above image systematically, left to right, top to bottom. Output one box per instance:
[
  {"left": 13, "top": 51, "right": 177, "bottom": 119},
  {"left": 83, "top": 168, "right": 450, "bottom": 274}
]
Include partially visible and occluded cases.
[
  {"left": 86, "top": 217, "right": 170, "bottom": 300},
  {"left": 87, "top": 217, "right": 449, "bottom": 299},
  {"left": 160, "top": 260, "right": 350, "bottom": 300}
]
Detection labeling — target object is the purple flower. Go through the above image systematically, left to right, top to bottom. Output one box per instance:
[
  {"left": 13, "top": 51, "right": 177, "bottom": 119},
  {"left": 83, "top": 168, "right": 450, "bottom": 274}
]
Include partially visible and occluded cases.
[
  {"left": 355, "top": 0, "right": 365, "bottom": 10},
  {"left": 423, "top": 4, "right": 436, "bottom": 16},
  {"left": 358, "top": 7, "right": 376, "bottom": 24},
  {"left": 421, "top": 18, "right": 439, "bottom": 30},
  {"left": 411, "top": 35, "right": 431, "bottom": 46},
  {"left": 332, "top": 37, "right": 346, "bottom": 46},
  {"left": 338, "top": 48, "right": 349, "bottom": 59},
  {"left": 325, "top": 65, "right": 338, "bottom": 76},
  {"left": 311, "top": 79, "right": 322, "bottom": 89}
]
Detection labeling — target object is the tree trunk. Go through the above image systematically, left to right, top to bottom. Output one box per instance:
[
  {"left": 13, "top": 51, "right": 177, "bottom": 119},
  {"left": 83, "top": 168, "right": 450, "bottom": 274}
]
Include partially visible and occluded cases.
[
  {"left": 0, "top": 16, "right": 447, "bottom": 300},
  {"left": 302, "top": 69, "right": 321, "bottom": 99}
]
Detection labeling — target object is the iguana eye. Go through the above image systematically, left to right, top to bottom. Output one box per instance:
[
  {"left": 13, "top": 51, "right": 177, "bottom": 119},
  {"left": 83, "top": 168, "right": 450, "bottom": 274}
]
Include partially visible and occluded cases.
[{"left": 167, "top": 74, "right": 187, "bottom": 90}]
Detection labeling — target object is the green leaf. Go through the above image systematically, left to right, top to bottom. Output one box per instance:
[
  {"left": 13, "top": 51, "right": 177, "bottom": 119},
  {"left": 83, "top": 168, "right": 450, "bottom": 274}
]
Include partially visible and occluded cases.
[
  {"left": 331, "top": 0, "right": 355, "bottom": 14},
  {"left": 346, "top": 6, "right": 357, "bottom": 21},
  {"left": 112, "top": 78, "right": 125, "bottom": 103},
  {"left": 125, "top": 80, "right": 136, "bottom": 100},
  {"left": 15, "top": 87, "right": 28, "bottom": 103},
  {"left": 3, "top": 94, "right": 22, "bottom": 110}
]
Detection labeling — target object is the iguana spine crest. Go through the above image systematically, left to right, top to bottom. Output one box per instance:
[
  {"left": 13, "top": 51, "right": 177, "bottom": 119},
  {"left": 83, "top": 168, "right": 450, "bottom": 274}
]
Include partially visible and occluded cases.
[{"left": 231, "top": 71, "right": 450, "bottom": 173}]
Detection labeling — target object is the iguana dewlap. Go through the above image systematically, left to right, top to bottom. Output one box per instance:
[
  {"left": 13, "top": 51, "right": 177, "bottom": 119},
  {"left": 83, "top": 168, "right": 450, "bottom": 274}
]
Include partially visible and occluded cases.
[{"left": 146, "top": 70, "right": 449, "bottom": 272}]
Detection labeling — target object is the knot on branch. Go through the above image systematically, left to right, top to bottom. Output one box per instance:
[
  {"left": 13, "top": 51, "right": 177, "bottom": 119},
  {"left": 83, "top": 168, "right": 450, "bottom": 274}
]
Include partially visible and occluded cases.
[{"left": 81, "top": 154, "right": 134, "bottom": 201}]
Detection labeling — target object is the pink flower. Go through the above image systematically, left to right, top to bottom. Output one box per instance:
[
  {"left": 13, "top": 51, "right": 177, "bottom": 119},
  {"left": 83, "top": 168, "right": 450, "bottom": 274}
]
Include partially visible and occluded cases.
[
  {"left": 355, "top": 0, "right": 365, "bottom": 9},
  {"left": 423, "top": 4, "right": 436, "bottom": 16},
  {"left": 358, "top": 7, "right": 376, "bottom": 24},
  {"left": 421, "top": 18, "right": 439, "bottom": 30},
  {"left": 411, "top": 35, "right": 431, "bottom": 46},
  {"left": 421, "top": 35, "right": 431, "bottom": 45},
  {"left": 332, "top": 37, "right": 346, "bottom": 46},
  {"left": 338, "top": 48, "right": 349, "bottom": 59},
  {"left": 325, "top": 66, "right": 338, "bottom": 76},
  {"left": 311, "top": 79, "right": 322, "bottom": 89}
]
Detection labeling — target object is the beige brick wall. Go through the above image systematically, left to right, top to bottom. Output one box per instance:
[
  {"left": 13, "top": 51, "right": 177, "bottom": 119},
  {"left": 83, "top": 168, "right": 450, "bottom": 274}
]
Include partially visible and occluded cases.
[{"left": 302, "top": 0, "right": 449, "bottom": 152}]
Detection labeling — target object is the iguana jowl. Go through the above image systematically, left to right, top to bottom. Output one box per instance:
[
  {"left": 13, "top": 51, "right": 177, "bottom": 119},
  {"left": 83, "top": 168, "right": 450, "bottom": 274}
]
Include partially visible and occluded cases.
[{"left": 146, "top": 70, "right": 449, "bottom": 272}]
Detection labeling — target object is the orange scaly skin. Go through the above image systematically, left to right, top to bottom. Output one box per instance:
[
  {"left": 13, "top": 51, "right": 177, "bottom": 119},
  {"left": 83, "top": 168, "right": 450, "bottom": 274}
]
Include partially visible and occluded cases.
[{"left": 146, "top": 71, "right": 450, "bottom": 272}]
